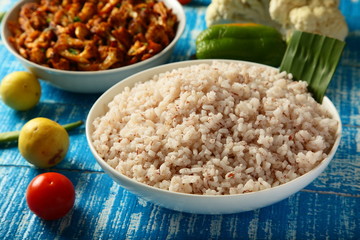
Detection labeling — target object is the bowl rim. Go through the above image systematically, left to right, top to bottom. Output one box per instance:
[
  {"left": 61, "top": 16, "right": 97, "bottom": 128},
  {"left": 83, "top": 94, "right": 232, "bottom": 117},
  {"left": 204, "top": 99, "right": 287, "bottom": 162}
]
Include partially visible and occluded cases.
[
  {"left": 0, "top": 0, "right": 186, "bottom": 75},
  {"left": 85, "top": 59, "right": 342, "bottom": 199}
]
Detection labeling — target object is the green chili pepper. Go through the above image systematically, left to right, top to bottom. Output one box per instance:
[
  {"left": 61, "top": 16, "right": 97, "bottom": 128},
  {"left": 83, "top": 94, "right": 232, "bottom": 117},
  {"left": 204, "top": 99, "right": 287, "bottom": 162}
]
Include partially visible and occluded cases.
[
  {"left": 0, "top": 12, "right": 5, "bottom": 23},
  {"left": 196, "top": 23, "right": 287, "bottom": 67},
  {"left": 0, "top": 120, "right": 83, "bottom": 144}
]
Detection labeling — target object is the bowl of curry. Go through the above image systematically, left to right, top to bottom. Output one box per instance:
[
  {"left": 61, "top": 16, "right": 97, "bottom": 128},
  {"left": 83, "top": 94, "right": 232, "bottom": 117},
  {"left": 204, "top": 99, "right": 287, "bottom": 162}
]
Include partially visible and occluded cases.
[{"left": 1, "top": 0, "right": 185, "bottom": 93}]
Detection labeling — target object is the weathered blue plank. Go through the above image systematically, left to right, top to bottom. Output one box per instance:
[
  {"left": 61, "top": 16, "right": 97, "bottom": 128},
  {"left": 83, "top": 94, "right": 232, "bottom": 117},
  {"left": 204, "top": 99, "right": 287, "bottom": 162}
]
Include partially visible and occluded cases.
[
  {"left": 0, "top": 0, "right": 359, "bottom": 239},
  {"left": 340, "top": 0, "right": 360, "bottom": 31},
  {"left": 323, "top": 34, "right": 360, "bottom": 127},
  {"left": 0, "top": 102, "right": 102, "bottom": 170},
  {"left": 2, "top": 124, "right": 358, "bottom": 195},
  {"left": 304, "top": 125, "right": 360, "bottom": 195},
  {"left": 0, "top": 167, "right": 358, "bottom": 240}
]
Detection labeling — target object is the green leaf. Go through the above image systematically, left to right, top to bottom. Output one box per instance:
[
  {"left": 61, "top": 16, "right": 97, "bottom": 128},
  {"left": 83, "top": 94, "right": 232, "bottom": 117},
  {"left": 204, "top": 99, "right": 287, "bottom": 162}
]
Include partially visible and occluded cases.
[
  {"left": 73, "top": 16, "right": 81, "bottom": 22},
  {"left": 279, "top": 31, "right": 345, "bottom": 103},
  {"left": 68, "top": 48, "right": 78, "bottom": 55}
]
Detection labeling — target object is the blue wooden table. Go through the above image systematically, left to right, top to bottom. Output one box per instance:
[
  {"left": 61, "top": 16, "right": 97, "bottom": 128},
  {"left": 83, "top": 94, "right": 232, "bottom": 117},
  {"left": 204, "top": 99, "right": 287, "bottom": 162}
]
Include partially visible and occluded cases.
[{"left": 0, "top": 0, "right": 359, "bottom": 239}]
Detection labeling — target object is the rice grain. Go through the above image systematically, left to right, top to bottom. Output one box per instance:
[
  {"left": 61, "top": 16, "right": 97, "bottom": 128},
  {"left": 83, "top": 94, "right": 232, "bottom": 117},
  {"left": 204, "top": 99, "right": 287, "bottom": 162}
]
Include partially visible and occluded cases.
[{"left": 91, "top": 61, "right": 338, "bottom": 195}]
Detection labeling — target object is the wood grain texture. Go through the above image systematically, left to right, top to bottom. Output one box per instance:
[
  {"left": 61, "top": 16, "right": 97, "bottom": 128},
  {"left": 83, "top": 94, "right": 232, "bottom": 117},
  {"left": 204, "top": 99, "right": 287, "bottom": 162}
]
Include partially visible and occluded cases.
[
  {"left": 0, "top": 0, "right": 359, "bottom": 239},
  {"left": 0, "top": 167, "right": 358, "bottom": 239}
]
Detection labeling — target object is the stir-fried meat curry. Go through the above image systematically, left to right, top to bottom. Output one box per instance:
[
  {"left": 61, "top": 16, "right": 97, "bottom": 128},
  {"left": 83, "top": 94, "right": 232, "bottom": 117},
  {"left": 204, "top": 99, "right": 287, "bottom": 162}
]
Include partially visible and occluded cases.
[{"left": 8, "top": 0, "right": 178, "bottom": 71}]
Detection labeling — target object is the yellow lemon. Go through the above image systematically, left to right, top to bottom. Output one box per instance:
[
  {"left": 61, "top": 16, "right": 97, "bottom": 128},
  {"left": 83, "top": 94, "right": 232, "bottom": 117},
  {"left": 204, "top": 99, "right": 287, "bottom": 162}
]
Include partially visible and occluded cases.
[
  {"left": 0, "top": 71, "right": 41, "bottom": 111},
  {"left": 18, "top": 118, "right": 69, "bottom": 168}
]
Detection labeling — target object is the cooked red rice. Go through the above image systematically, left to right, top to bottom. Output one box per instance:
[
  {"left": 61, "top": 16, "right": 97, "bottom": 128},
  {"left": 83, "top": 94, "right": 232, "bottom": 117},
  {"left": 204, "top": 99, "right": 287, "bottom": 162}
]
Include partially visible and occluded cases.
[{"left": 91, "top": 61, "right": 338, "bottom": 195}]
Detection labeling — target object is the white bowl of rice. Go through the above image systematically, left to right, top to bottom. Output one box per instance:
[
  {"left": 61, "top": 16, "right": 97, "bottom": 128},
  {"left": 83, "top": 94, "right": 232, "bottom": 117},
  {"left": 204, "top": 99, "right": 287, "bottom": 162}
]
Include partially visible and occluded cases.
[{"left": 86, "top": 60, "right": 341, "bottom": 214}]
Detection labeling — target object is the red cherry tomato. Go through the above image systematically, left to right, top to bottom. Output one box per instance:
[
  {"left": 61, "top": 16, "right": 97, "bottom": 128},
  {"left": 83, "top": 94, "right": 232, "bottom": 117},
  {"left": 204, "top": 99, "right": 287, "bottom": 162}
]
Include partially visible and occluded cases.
[
  {"left": 178, "top": 0, "right": 191, "bottom": 5},
  {"left": 26, "top": 172, "right": 75, "bottom": 220}
]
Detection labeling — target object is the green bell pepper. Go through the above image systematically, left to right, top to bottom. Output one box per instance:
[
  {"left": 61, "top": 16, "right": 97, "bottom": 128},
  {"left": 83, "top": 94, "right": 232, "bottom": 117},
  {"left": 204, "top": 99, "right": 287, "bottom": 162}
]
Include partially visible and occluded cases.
[{"left": 196, "top": 23, "right": 287, "bottom": 67}]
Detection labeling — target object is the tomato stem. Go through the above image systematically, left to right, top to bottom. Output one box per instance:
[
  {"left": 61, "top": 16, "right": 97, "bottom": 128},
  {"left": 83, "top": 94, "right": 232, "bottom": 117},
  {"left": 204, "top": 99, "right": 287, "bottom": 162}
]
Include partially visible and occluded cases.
[{"left": 0, "top": 120, "right": 83, "bottom": 143}]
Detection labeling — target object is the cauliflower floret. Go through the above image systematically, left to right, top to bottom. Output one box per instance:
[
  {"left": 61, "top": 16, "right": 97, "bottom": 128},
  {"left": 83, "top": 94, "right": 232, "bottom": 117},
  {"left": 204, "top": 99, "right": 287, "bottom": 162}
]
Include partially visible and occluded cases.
[
  {"left": 206, "top": 0, "right": 281, "bottom": 30},
  {"left": 206, "top": 0, "right": 348, "bottom": 41},
  {"left": 269, "top": 0, "right": 307, "bottom": 24},
  {"left": 270, "top": 0, "right": 348, "bottom": 40}
]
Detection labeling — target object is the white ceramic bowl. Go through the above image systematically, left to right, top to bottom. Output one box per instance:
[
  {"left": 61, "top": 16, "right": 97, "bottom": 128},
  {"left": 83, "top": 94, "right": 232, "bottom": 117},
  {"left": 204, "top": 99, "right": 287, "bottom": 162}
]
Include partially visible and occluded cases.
[
  {"left": 1, "top": 0, "right": 185, "bottom": 93},
  {"left": 86, "top": 60, "right": 342, "bottom": 214}
]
